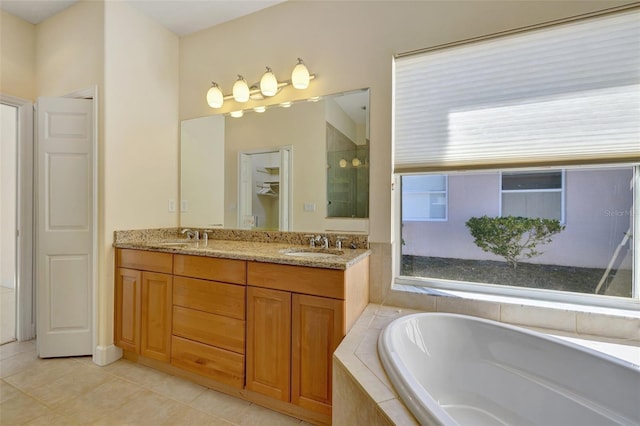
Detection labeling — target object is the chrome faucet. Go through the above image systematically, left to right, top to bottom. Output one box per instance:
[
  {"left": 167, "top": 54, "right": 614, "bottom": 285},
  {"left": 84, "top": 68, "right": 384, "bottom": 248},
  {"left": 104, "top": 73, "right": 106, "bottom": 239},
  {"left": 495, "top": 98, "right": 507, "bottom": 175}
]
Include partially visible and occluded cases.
[
  {"left": 181, "top": 228, "right": 199, "bottom": 240},
  {"left": 202, "top": 230, "right": 213, "bottom": 244},
  {"left": 304, "top": 234, "right": 316, "bottom": 248},
  {"left": 315, "top": 235, "right": 329, "bottom": 249},
  {"left": 336, "top": 236, "right": 348, "bottom": 249}
]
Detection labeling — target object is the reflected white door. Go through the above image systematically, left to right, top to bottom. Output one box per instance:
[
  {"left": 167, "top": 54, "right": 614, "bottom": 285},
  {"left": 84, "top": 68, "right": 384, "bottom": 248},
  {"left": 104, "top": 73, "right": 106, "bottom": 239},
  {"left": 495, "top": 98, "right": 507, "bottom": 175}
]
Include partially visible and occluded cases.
[{"left": 36, "top": 97, "right": 94, "bottom": 358}]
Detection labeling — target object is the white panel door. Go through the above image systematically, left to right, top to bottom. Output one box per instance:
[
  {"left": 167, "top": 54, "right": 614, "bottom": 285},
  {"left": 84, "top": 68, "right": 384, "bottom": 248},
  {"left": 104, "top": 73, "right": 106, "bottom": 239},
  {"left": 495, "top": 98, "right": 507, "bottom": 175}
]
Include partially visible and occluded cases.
[{"left": 36, "top": 97, "right": 93, "bottom": 358}]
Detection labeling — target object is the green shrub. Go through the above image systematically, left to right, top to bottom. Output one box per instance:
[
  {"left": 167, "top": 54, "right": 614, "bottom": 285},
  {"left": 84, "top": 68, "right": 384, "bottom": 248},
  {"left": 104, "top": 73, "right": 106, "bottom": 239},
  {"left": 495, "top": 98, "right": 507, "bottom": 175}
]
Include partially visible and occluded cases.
[{"left": 465, "top": 215, "right": 565, "bottom": 268}]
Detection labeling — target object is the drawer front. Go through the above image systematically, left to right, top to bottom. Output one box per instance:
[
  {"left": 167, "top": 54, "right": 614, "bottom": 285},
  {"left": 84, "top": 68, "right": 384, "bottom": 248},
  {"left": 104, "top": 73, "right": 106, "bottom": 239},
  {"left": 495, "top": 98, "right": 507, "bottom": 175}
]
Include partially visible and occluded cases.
[
  {"left": 117, "top": 249, "right": 172, "bottom": 274},
  {"left": 174, "top": 255, "right": 246, "bottom": 284},
  {"left": 247, "top": 261, "right": 345, "bottom": 299},
  {"left": 173, "top": 276, "right": 245, "bottom": 320},
  {"left": 173, "top": 306, "right": 245, "bottom": 354},
  {"left": 171, "top": 336, "right": 244, "bottom": 389}
]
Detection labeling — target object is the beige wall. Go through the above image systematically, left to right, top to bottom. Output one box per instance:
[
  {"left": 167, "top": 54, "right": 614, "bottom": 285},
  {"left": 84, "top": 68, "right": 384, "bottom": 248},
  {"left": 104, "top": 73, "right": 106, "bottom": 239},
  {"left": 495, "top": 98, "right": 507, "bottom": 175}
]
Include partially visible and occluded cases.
[
  {"left": 179, "top": 0, "right": 635, "bottom": 245},
  {"left": 102, "top": 1, "right": 179, "bottom": 348},
  {"left": 0, "top": 10, "right": 36, "bottom": 100}
]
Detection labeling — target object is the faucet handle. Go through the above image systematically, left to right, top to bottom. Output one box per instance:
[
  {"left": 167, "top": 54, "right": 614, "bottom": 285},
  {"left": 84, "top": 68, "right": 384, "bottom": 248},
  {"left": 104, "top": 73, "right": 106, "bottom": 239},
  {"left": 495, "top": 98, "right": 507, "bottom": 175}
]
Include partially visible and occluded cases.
[
  {"left": 202, "top": 230, "right": 213, "bottom": 243},
  {"left": 336, "top": 236, "right": 348, "bottom": 249}
]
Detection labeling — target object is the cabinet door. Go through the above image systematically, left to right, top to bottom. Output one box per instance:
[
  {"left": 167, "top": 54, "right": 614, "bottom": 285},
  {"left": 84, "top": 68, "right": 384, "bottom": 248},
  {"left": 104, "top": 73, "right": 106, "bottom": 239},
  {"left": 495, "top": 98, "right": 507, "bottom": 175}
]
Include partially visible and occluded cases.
[
  {"left": 115, "top": 268, "right": 141, "bottom": 353},
  {"left": 141, "top": 271, "right": 173, "bottom": 362},
  {"left": 246, "top": 286, "right": 291, "bottom": 401},
  {"left": 292, "top": 294, "right": 344, "bottom": 416}
]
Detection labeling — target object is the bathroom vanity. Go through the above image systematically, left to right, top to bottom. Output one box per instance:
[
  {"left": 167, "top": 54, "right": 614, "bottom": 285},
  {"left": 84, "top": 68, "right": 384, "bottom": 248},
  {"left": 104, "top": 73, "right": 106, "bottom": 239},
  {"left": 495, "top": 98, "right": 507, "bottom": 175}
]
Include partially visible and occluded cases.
[{"left": 113, "top": 230, "right": 370, "bottom": 425}]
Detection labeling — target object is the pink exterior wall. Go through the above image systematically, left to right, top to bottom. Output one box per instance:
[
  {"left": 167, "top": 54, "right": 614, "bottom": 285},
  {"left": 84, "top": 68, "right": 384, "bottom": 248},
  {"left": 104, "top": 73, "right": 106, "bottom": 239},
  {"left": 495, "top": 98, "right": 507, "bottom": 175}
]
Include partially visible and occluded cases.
[{"left": 403, "top": 168, "right": 633, "bottom": 269}]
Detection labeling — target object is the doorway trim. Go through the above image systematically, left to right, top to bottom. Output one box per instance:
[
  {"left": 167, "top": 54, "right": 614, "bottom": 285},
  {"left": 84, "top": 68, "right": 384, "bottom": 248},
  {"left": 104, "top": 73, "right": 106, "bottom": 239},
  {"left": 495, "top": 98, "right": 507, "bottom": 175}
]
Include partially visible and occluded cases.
[
  {"left": 1, "top": 93, "right": 35, "bottom": 342},
  {"left": 237, "top": 145, "right": 293, "bottom": 231}
]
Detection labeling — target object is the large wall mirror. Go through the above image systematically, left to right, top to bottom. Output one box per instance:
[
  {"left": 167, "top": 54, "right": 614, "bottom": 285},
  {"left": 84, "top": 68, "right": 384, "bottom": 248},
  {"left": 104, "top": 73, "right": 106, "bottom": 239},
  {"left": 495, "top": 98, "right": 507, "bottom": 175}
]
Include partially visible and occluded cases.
[{"left": 180, "top": 88, "right": 370, "bottom": 233}]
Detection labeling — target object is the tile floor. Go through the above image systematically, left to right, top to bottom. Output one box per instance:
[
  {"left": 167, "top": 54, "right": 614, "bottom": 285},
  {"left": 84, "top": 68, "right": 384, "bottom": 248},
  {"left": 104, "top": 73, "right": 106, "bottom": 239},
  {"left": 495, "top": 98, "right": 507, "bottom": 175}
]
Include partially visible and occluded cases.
[{"left": 0, "top": 340, "right": 311, "bottom": 425}]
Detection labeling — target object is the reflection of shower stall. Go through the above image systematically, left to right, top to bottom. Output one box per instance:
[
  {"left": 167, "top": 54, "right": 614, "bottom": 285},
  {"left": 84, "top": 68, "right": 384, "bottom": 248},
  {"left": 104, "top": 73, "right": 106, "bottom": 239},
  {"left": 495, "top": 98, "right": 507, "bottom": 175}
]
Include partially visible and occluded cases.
[{"left": 238, "top": 147, "right": 291, "bottom": 231}]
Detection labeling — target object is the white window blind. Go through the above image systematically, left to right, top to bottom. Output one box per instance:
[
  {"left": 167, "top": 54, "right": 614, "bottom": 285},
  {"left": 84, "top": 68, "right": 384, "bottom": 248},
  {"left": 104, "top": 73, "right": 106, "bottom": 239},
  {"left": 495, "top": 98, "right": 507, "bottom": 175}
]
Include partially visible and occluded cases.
[{"left": 394, "top": 10, "right": 640, "bottom": 171}]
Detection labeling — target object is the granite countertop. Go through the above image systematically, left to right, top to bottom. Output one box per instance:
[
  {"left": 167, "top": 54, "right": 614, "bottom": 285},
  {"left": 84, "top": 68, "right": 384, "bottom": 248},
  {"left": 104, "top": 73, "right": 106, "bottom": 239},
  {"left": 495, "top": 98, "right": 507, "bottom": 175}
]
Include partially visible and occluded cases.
[{"left": 114, "top": 233, "right": 370, "bottom": 270}]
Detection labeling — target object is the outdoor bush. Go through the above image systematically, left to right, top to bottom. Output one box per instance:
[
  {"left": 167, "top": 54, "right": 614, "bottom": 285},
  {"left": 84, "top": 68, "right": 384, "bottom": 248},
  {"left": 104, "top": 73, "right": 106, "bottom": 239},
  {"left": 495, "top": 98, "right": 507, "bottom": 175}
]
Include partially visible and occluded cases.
[{"left": 465, "top": 215, "right": 565, "bottom": 268}]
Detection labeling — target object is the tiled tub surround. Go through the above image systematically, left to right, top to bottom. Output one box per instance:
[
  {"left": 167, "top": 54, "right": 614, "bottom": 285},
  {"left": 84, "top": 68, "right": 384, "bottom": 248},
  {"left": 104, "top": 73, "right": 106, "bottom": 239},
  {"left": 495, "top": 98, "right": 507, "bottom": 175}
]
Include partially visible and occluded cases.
[{"left": 333, "top": 304, "right": 640, "bottom": 425}]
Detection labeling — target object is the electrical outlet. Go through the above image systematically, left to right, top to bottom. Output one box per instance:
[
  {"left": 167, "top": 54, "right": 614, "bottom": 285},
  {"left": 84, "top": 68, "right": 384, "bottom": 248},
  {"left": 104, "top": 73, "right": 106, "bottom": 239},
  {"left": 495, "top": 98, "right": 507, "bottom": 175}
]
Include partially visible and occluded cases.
[
  {"left": 168, "top": 199, "right": 176, "bottom": 213},
  {"left": 181, "top": 200, "right": 188, "bottom": 212},
  {"left": 303, "top": 202, "right": 316, "bottom": 212}
]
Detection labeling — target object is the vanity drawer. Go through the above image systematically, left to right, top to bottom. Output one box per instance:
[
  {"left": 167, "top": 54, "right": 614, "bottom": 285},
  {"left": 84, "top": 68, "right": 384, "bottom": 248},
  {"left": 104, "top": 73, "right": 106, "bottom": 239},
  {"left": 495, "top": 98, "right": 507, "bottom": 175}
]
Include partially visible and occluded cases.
[
  {"left": 117, "top": 249, "right": 172, "bottom": 274},
  {"left": 174, "top": 255, "right": 246, "bottom": 284},
  {"left": 247, "top": 261, "right": 345, "bottom": 299},
  {"left": 173, "top": 276, "right": 245, "bottom": 320},
  {"left": 173, "top": 306, "right": 245, "bottom": 354},
  {"left": 171, "top": 336, "right": 244, "bottom": 389}
]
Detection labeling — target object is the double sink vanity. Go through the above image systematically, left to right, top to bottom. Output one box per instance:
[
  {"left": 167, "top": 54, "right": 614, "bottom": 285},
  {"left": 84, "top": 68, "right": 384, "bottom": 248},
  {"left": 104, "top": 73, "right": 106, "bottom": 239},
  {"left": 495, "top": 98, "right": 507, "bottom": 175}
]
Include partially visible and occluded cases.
[{"left": 113, "top": 228, "right": 370, "bottom": 425}]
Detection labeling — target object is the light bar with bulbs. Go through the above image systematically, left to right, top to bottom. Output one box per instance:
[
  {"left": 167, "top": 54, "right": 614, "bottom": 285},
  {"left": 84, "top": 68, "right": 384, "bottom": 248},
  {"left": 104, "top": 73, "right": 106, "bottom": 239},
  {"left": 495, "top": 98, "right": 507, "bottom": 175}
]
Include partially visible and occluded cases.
[{"left": 206, "top": 58, "right": 316, "bottom": 109}]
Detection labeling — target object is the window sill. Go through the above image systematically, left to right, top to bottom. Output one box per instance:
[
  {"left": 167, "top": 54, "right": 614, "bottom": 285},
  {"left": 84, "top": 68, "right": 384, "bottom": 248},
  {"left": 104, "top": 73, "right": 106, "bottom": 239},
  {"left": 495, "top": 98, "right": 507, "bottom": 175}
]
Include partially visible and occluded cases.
[{"left": 389, "top": 279, "right": 640, "bottom": 342}]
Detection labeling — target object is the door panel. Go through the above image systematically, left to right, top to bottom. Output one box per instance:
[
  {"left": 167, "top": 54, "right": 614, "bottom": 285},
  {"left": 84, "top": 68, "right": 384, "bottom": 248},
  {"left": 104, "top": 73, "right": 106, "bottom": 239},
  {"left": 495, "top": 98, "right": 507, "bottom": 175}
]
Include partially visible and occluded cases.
[
  {"left": 36, "top": 97, "right": 94, "bottom": 358},
  {"left": 115, "top": 268, "right": 141, "bottom": 353},
  {"left": 141, "top": 272, "right": 172, "bottom": 362},
  {"left": 246, "top": 286, "right": 291, "bottom": 401},
  {"left": 292, "top": 294, "right": 344, "bottom": 415}
]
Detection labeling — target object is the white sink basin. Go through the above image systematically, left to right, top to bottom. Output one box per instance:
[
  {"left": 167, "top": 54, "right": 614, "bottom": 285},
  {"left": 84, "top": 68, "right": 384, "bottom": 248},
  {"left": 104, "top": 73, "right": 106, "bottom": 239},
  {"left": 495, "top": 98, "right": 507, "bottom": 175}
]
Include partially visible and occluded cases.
[
  {"left": 156, "top": 240, "right": 198, "bottom": 247},
  {"left": 281, "top": 248, "right": 344, "bottom": 259},
  {"left": 285, "top": 251, "right": 339, "bottom": 259}
]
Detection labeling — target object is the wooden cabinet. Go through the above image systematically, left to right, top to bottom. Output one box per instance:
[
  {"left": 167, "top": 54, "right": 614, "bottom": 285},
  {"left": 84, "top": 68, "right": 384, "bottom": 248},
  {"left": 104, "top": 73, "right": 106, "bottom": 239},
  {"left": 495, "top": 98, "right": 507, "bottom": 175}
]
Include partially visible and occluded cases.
[
  {"left": 115, "top": 249, "right": 173, "bottom": 362},
  {"left": 171, "top": 256, "right": 246, "bottom": 389},
  {"left": 245, "top": 257, "right": 368, "bottom": 424},
  {"left": 115, "top": 268, "right": 141, "bottom": 353},
  {"left": 141, "top": 271, "right": 173, "bottom": 362},
  {"left": 246, "top": 286, "right": 291, "bottom": 401},
  {"left": 291, "top": 294, "right": 344, "bottom": 416}
]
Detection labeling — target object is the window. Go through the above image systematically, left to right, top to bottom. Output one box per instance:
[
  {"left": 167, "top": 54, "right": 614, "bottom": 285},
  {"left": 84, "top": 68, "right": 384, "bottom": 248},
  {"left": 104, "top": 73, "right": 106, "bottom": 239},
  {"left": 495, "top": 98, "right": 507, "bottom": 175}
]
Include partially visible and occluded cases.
[
  {"left": 393, "top": 10, "right": 640, "bottom": 308},
  {"left": 501, "top": 170, "right": 564, "bottom": 223},
  {"left": 402, "top": 175, "right": 447, "bottom": 221}
]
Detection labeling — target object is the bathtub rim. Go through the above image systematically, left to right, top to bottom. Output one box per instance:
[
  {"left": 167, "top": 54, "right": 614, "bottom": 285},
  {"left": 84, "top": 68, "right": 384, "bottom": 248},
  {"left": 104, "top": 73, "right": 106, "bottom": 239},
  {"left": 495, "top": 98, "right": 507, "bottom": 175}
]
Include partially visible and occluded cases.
[{"left": 377, "top": 312, "right": 640, "bottom": 426}]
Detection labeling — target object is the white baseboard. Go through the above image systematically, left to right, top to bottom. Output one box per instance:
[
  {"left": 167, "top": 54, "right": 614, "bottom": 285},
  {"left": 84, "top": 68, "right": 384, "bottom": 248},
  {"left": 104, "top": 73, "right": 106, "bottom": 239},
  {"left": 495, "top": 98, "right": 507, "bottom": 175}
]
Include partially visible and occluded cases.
[{"left": 93, "top": 344, "right": 122, "bottom": 366}]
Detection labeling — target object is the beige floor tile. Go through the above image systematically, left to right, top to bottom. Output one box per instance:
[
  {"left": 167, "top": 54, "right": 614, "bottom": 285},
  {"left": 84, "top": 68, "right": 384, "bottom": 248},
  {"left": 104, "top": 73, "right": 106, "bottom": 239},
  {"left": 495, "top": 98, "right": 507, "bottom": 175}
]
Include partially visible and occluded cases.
[
  {"left": 0, "top": 339, "right": 35, "bottom": 360},
  {"left": 0, "top": 349, "right": 39, "bottom": 379},
  {"left": 4, "top": 357, "right": 81, "bottom": 392},
  {"left": 103, "top": 358, "right": 168, "bottom": 388},
  {"left": 27, "top": 363, "right": 113, "bottom": 408},
  {"left": 148, "top": 374, "right": 207, "bottom": 404},
  {"left": 56, "top": 376, "right": 142, "bottom": 423},
  {"left": 0, "top": 379, "right": 22, "bottom": 403},
  {"left": 189, "top": 388, "right": 251, "bottom": 423},
  {"left": 93, "top": 389, "right": 186, "bottom": 426},
  {"left": 0, "top": 391, "right": 52, "bottom": 424},
  {"left": 236, "top": 403, "right": 302, "bottom": 426},
  {"left": 162, "top": 405, "right": 234, "bottom": 426},
  {"left": 25, "top": 411, "right": 80, "bottom": 425}
]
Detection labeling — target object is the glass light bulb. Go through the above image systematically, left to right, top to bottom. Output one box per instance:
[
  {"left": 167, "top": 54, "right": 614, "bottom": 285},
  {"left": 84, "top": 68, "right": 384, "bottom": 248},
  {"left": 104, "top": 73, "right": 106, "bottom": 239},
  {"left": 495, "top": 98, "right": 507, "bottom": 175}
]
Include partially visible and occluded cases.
[
  {"left": 291, "top": 58, "right": 310, "bottom": 89},
  {"left": 260, "top": 67, "right": 278, "bottom": 97},
  {"left": 232, "top": 75, "right": 250, "bottom": 103},
  {"left": 206, "top": 83, "right": 223, "bottom": 108},
  {"left": 254, "top": 106, "right": 266, "bottom": 113},
  {"left": 230, "top": 110, "right": 244, "bottom": 118},
  {"left": 352, "top": 157, "right": 361, "bottom": 167}
]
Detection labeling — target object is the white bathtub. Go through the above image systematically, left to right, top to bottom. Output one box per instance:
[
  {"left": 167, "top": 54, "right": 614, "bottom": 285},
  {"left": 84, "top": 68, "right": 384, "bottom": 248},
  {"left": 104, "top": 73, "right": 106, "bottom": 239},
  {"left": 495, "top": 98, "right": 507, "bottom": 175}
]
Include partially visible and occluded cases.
[{"left": 378, "top": 313, "right": 640, "bottom": 426}]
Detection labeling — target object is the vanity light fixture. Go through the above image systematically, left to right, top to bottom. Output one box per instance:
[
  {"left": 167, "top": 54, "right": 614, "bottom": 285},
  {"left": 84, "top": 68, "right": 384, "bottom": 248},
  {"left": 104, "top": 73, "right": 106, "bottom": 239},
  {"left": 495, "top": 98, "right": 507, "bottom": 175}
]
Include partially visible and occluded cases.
[
  {"left": 206, "top": 58, "right": 316, "bottom": 109},
  {"left": 291, "top": 58, "right": 310, "bottom": 89},
  {"left": 259, "top": 67, "right": 278, "bottom": 97},
  {"left": 232, "top": 75, "right": 250, "bottom": 103},
  {"left": 206, "top": 83, "right": 224, "bottom": 108},
  {"left": 280, "top": 101, "right": 292, "bottom": 108},
  {"left": 253, "top": 106, "right": 266, "bottom": 113},
  {"left": 230, "top": 110, "right": 244, "bottom": 118},
  {"left": 352, "top": 157, "right": 362, "bottom": 167}
]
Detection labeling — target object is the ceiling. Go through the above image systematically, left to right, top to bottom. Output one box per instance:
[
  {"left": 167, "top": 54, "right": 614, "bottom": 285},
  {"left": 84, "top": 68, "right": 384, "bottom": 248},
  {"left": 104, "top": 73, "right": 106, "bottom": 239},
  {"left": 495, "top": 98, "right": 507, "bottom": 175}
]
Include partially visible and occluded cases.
[{"left": 0, "top": 0, "right": 286, "bottom": 36}]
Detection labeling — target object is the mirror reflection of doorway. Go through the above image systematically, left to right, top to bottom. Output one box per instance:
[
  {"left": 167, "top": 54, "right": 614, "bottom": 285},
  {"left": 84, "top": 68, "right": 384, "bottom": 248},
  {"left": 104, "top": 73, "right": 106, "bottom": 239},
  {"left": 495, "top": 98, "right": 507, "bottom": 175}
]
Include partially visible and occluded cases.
[
  {"left": 1, "top": 103, "right": 18, "bottom": 345},
  {"left": 238, "top": 147, "right": 291, "bottom": 231}
]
